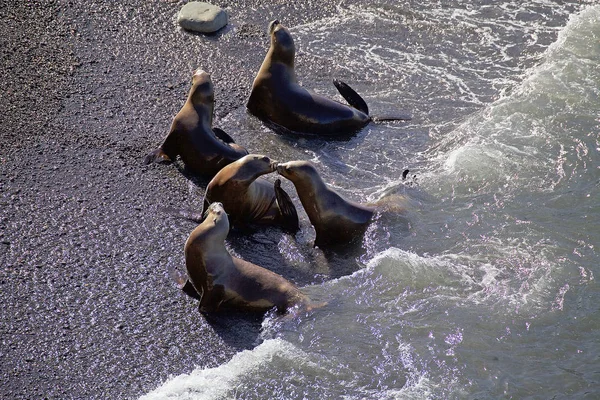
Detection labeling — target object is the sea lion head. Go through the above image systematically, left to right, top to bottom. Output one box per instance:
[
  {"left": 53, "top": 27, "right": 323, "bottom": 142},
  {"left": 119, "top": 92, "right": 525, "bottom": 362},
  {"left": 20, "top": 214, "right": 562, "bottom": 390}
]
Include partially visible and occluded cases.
[
  {"left": 268, "top": 20, "right": 295, "bottom": 65},
  {"left": 189, "top": 68, "right": 215, "bottom": 107},
  {"left": 238, "top": 154, "right": 278, "bottom": 175},
  {"left": 275, "top": 160, "right": 320, "bottom": 184},
  {"left": 202, "top": 201, "right": 229, "bottom": 238}
]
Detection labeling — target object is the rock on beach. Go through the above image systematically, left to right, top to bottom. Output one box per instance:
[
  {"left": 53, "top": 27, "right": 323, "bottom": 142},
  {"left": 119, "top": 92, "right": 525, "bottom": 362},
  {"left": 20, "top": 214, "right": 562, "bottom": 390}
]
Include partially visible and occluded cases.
[{"left": 177, "top": 2, "right": 228, "bottom": 33}]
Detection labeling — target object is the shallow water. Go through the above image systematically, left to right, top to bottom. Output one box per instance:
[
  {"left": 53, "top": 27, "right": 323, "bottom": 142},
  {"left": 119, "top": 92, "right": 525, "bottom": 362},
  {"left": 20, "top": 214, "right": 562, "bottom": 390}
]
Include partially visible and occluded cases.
[{"left": 143, "top": 1, "right": 599, "bottom": 398}]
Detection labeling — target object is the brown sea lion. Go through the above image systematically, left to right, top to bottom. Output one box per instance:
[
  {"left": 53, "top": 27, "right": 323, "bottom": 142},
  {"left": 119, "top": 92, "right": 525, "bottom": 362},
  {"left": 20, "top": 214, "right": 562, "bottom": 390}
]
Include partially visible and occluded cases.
[
  {"left": 247, "top": 20, "right": 410, "bottom": 137},
  {"left": 145, "top": 69, "right": 248, "bottom": 177},
  {"left": 203, "top": 154, "right": 299, "bottom": 233},
  {"left": 276, "top": 160, "right": 408, "bottom": 247},
  {"left": 183, "top": 202, "right": 311, "bottom": 313}
]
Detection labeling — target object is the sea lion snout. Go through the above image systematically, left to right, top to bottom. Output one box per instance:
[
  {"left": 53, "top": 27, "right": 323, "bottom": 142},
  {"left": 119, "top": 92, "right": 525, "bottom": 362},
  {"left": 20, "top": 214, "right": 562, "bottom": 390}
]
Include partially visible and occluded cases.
[
  {"left": 268, "top": 20, "right": 280, "bottom": 34},
  {"left": 193, "top": 68, "right": 209, "bottom": 78},
  {"left": 192, "top": 69, "right": 211, "bottom": 86},
  {"left": 247, "top": 154, "right": 276, "bottom": 172},
  {"left": 259, "top": 155, "right": 278, "bottom": 172},
  {"left": 275, "top": 162, "right": 289, "bottom": 176},
  {"left": 207, "top": 201, "right": 224, "bottom": 215}
]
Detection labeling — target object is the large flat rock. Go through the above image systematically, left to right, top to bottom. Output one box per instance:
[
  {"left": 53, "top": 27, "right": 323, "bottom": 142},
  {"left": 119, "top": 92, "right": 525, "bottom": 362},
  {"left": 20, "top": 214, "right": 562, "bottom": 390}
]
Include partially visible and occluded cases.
[{"left": 177, "top": 2, "right": 228, "bottom": 33}]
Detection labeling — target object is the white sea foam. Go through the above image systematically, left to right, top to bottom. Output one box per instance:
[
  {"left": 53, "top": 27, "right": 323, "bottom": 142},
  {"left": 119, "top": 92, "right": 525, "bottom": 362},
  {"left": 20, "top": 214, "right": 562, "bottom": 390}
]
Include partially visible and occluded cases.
[
  {"left": 426, "top": 4, "right": 600, "bottom": 196},
  {"left": 332, "top": 246, "right": 558, "bottom": 316},
  {"left": 140, "top": 339, "right": 312, "bottom": 400}
]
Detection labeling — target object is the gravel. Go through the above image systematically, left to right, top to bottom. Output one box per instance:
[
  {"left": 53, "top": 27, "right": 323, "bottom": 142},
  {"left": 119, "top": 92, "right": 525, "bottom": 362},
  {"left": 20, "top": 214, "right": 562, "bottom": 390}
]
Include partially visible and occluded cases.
[{"left": 0, "top": 0, "right": 337, "bottom": 398}]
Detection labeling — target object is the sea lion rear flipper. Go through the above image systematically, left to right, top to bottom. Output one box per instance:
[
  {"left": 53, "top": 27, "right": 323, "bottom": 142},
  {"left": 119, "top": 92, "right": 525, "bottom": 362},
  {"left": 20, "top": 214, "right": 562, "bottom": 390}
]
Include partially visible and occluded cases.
[
  {"left": 333, "top": 79, "right": 369, "bottom": 115},
  {"left": 213, "top": 127, "right": 236, "bottom": 144},
  {"left": 144, "top": 147, "right": 172, "bottom": 165},
  {"left": 274, "top": 179, "right": 299, "bottom": 233}
]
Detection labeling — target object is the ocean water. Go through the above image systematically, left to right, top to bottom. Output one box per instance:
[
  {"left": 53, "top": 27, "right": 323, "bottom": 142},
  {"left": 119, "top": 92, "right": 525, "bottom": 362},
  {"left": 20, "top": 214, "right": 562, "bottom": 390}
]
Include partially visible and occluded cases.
[{"left": 143, "top": 1, "right": 599, "bottom": 398}]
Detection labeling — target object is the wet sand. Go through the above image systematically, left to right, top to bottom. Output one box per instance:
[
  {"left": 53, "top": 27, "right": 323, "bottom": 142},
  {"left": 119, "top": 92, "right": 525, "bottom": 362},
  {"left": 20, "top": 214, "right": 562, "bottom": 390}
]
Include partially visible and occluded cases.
[{"left": 0, "top": 1, "right": 336, "bottom": 398}]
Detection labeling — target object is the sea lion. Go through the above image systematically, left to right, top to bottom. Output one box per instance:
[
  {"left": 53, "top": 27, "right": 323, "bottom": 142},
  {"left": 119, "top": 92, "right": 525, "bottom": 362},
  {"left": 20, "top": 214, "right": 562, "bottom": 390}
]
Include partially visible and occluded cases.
[
  {"left": 247, "top": 20, "right": 410, "bottom": 137},
  {"left": 145, "top": 69, "right": 248, "bottom": 177},
  {"left": 203, "top": 154, "right": 299, "bottom": 233},
  {"left": 276, "top": 160, "right": 408, "bottom": 247},
  {"left": 184, "top": 202, "right": 311, "bottom": 313}
]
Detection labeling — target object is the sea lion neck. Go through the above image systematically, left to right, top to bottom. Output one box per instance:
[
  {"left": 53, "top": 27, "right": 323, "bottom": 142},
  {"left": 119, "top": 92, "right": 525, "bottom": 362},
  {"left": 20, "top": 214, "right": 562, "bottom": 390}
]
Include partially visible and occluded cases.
[
  {"left": 269, "top": 25, "right": 295, "bottom": 67},
  {"left": 268, "top": 46, "right": 294, "bottom": 69},
  {"left": 187, "top": 82, "right": 214, "bottom": 126},
  {"left": 200, "top": 214, "right": 229, "bottom": 244}
]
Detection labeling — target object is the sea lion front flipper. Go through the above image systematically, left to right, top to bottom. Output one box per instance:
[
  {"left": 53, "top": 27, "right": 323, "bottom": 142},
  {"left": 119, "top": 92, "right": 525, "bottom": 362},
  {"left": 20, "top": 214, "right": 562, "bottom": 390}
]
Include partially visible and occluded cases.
[
  {"left": 333, "top": 79, "right": 369, "bottom": 115},
  {"left": 213, "top": 127, "right": 236, "bottom": 144},
  {"left": 213, "top": 128, "right": 249, "bottom": 155},
  {"left": 144, "top": 147, "right": 172, "bottom": 165},
  {"left": 274, "top": 179, "right": 299, "bottom": 233},
  {"left": 171, "top": 264, "right": 201, "bottom": 300},
  {"left": 180, "top": 279, "right": 202, "bottom": 301},
  {"left": 199, "top": 285, "right": 226, "bottom": 313}
]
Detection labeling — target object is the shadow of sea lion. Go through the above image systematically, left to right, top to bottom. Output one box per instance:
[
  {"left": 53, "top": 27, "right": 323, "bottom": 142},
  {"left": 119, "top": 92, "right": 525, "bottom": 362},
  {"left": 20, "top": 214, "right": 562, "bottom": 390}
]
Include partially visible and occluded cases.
[
  {"left": 176, "top": 161, "right": 212, "bottom": 188},
  {"left": 171, "top": 264, "right": 265, "bottom": 352},
  {"left": 202, "top": 311, "right": 265, "bottom": 351}
]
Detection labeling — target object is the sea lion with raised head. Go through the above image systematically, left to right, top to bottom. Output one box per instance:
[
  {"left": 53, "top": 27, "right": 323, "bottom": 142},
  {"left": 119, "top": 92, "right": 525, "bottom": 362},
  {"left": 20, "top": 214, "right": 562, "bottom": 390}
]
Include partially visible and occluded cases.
[
  {"left": 247, "top": 20, "right": 410, "bottom": 137},
  {"left": 145, "top": 69, "right": 248, "bottom": 177},
  {"left": 203, "top": 154, "right": 299, "bottom": 233},
  {"left": 276, "top": 160, "right": 408, "bottom": 247},
  {"left": 183, "top": 202, "right": 311, "bottom": 313}
]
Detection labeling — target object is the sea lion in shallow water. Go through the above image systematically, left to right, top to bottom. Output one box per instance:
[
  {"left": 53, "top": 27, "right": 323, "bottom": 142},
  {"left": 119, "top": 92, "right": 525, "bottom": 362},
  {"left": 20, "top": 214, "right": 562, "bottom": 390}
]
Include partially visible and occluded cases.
[
  {"left": 247, "top": 20, "right": 410, "bottom": 137},
  {"left": 145, "top": 69, "right": 248, "bottom": 177},
  {"left": 203, "top": 154, "right": 299, "bottom": 233},
  {"left": 276, "top": 160, "right": 408, "bottom": 247},
  {"left": 184, "top": 202, "right": 310, "bottom": 313}
]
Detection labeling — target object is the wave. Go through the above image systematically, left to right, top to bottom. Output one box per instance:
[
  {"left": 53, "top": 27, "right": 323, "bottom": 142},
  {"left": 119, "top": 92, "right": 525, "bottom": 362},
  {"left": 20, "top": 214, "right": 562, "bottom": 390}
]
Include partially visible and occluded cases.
[
  {"left": 427, "top": 4, "right": 600, "bottom": 195},
  {"left": 142, "top": 240, "right": 583, "bottom": 399},
  {"left": 143, "top": 249, "right": 466, "bottom": 399},
  {"left": 140, "top": 339, "right": 315, "bottom": 400}
]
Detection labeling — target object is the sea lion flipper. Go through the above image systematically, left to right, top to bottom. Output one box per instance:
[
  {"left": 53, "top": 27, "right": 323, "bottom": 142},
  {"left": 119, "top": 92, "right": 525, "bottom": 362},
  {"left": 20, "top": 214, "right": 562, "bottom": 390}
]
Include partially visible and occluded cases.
[
  {"left": 333, "top": 79, "right": 369, "bottom": 115},
  {"left": 213, "top": 127, "right": 236, "bottom": 144},
  {"left": 144, "top": 147, "right": 172, "bottom": 165},
  {"left": 274, "top": 179, "right": 299, "bottom": 233},
  {"left": 180, "top": 279, "right": 202, "bottom": 301},
  {"left": 199, "top": 285, "right": 226, "bottom": 313}
]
